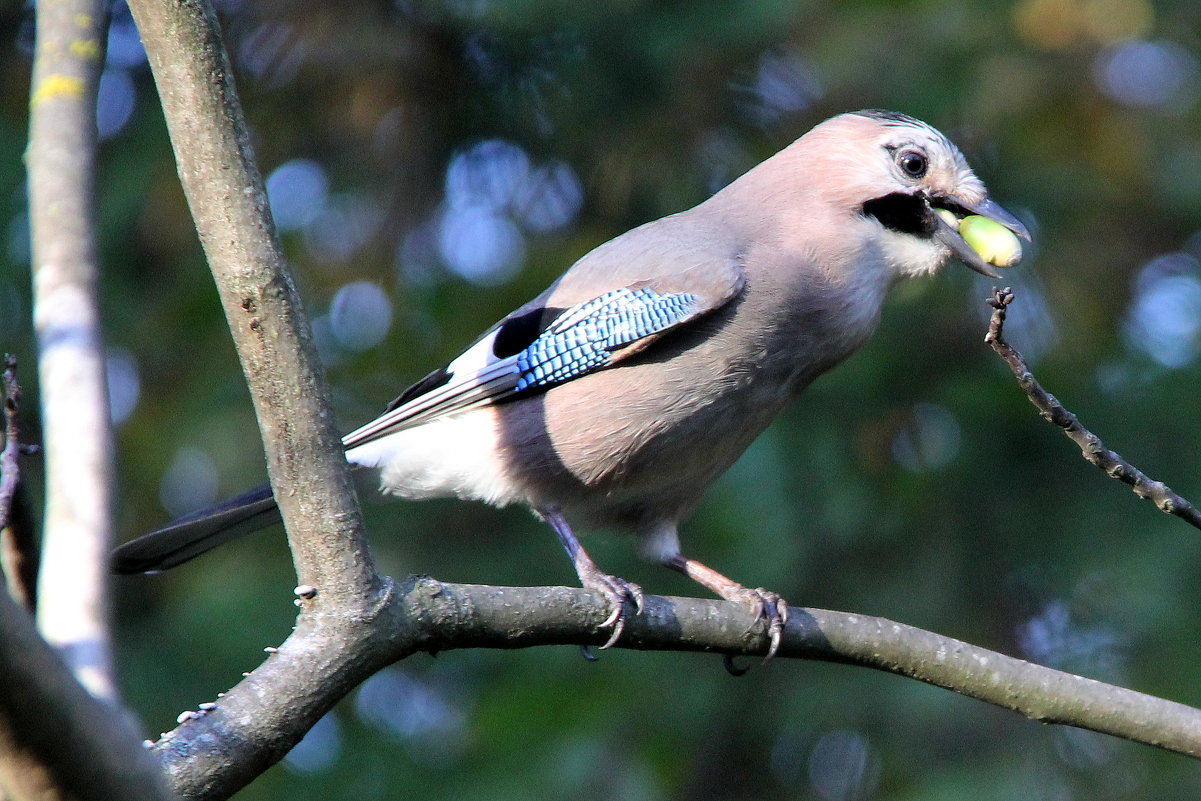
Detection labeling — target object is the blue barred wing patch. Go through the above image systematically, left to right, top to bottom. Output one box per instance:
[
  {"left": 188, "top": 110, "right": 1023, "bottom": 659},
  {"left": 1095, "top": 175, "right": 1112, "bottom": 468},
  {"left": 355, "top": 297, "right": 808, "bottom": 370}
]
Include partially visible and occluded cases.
[
  {"left": 341, "top": 285, "right": 708, "bottom": 448},
  {"left": 514, "top": 287, "right": 699, "bottom": 392}
]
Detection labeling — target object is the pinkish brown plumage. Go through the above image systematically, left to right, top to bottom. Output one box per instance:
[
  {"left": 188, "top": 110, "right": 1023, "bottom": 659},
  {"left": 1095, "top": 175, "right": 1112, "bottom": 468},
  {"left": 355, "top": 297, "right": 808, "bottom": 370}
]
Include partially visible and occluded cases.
[{"left": 115, "top": 110, "right": 1028, "bottom": 658}]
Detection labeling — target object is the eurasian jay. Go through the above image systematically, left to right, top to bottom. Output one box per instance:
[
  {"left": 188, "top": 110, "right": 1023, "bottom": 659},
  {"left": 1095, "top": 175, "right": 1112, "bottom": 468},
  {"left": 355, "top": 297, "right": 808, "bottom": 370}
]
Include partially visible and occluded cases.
[{"left": 114, "top": 110, "right": 1028, "bottom": 658}]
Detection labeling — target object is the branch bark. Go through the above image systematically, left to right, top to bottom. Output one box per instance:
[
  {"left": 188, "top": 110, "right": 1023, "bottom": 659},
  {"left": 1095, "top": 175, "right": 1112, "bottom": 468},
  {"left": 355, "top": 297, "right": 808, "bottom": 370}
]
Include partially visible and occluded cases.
[
  {"left": 27, "top": 0, "right": 117, "bottom": 702},
  {"left": 123, "top": 0, "right": 382, "bottom": 609},
  {"left": 117, "top": 3, "right": 1201, "bottom": 798},
  {"left": 12, "top": 6, "right": 180, "bottom": 799},
  {"left": 985, "top": 288, "right": 1201, "bottom": 530},
  {"left": 0, "top": 356, "right": 20, "bottom": 535},
  {"left": 1, "top": 356, "right": 38, "bottom": 610},
  {"left": 148, "top": 581, "right": 1201, "bottom": 800},
  {"left": 0, "top": 588, "right": 175, "bottom": 801}
]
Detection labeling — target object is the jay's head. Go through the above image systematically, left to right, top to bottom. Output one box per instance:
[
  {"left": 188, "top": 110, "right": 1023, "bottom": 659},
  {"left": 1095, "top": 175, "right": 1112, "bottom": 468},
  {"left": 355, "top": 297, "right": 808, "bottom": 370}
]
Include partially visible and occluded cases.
[{"left": 799, "top": 109, "right": 1029, "bottom": 280}]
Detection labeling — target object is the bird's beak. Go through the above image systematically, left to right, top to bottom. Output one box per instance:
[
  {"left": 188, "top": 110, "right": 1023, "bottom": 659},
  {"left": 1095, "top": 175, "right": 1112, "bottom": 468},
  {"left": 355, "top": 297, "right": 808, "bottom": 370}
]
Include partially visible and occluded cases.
[{"left": 929, "top": 195, "right": 1030, "bottom": 280}]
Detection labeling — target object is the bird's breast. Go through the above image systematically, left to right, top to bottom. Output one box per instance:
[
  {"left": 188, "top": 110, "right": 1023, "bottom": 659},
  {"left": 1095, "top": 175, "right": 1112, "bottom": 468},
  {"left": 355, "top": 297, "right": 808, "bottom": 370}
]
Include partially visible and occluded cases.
[
  {"left": 488, "top": 248, "right": 893, "bottom": 530},
  {"left": 490, "top": 304, "right": 826, "bottom": 527}
]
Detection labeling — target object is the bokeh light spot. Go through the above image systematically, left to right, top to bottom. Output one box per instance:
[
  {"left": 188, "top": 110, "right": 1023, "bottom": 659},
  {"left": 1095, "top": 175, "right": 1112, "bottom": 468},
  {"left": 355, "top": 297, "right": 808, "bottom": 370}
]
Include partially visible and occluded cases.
[
  {"left": 1013, "top": 0, "right": 1083, "bottom": 51},
  {"left": 1014, "top": 0, "right": 1152, "bottom": 49},
  {"left": 1081, "top": 0, "right": 1153, "bottom": 43},
  {"left": 238, "top": 22, "right": 305, "bottom": 87},
  {"left": 1094, "top": 39, "right": 1199, "bottom": 112},
  {"left": 737, "top": 46, "right": 823, "bottom": 127},
  {"left": 96, "top": 69, "right": 136, "bottom": 140},
  {"left": 446, "top": 139, "right": 531, "bottom": 212},
  {"left": 266, "top": 159, "right": 329, "bottom": 232},
  {"left": 513, "top": 161, "right": 584, "bottom": 233},
  {"left": 302, "top": 193, "right": 383, "bottom": 263},
  {"left": 437, "top": 204, "right": 525, "bottom": 285},
  {"left": 1123, "top": 252, "right": 1201, "bottom": 368},
  {"left": 329, "top": 281, "right": 392, "bottom": 352},
  {"left": 106, "top": 346, "right": 140, "bottom": 425},
  {"left": 891, "top": 403, "right": 962, "bottom": 473},
  {"left": 158, "top": 446, "right": 219, "bottom": 518},
  {"left": 1017, "top": 599, "right": 1125, "bottom": 678},
  {"left": 355, "top": 668, "right": 467, "bottom": 765},
  {"left": 283, "top": 712, "right": 342, "bottom": 774},
  {"left": 808, "top": 729, "right": 880, "bottom": 801}
]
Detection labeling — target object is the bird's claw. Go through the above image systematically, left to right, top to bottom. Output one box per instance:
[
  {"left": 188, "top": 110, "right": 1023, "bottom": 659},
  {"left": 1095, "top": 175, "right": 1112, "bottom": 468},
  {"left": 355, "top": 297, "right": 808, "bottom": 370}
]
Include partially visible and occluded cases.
[
  {"left": 585, "top": 572, "right": 643, "bottom": 649},
  {"left": 731, "top": 587, "right": 788, "bottom": 662}
]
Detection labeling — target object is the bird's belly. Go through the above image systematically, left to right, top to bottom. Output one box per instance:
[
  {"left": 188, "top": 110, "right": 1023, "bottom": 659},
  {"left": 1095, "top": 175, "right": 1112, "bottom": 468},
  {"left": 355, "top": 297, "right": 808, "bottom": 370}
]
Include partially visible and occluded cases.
[{"left": 495, "top": 357, "right": 792, "bottom": 529}]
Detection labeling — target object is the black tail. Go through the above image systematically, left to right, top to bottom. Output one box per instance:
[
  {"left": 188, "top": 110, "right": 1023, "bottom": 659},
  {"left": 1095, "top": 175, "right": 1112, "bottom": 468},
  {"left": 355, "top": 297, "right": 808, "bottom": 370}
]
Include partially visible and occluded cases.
[{"left": 112, "top": 484, "right": 281, "bottom": 574}]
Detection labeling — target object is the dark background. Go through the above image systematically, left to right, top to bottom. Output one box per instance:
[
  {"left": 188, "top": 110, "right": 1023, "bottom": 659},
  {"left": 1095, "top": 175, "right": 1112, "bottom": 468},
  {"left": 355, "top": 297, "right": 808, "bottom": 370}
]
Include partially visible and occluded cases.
[{"left": 5, "top": 0, "right": 1201, "bottom": 798}]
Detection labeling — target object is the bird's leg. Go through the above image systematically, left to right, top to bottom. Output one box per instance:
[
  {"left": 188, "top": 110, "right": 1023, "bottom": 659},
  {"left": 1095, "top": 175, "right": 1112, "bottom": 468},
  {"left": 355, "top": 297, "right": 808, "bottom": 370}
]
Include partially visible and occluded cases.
[
  {"left": 542, "top": 507, "right": 644, "bottom": 649},
  {"left": 663, "top": 554, "right": 788, "bottom": 661}
]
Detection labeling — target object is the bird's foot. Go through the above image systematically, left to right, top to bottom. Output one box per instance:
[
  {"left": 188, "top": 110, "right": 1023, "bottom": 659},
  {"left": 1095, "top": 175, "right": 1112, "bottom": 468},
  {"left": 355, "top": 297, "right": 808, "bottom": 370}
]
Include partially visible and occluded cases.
[
  {"left": 542, "top": 506, "right": 643, "bottom": 650},
  {"left": 661, "top": 553, "right": 789, "bottom": 664},
  {"left": 579, "top": 568, "right": 644, "bottom": 649},
  {"left": 727, "top": 586, "right": 788, "bottom": 661}
]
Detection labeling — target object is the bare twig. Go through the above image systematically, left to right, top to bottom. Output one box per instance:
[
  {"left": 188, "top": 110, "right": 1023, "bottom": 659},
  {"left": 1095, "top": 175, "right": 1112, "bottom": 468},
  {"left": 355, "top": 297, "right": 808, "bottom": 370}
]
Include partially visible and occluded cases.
[
  {"left": 986, "top": 288, "right": 1201, "bottom": 530},
  {"left": 0, "top": 356, "right": 20, "bottom": 532},
  {"left": 1, "top": 356, "right": 38, "bottom": 610},
  {"left": 0, "top": 486, "right": 38, "bottom": 612}
]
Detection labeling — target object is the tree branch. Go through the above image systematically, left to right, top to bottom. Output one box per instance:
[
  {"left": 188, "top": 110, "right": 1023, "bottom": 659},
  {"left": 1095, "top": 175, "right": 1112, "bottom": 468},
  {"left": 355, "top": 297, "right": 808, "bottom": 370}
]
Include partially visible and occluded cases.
[
  {"left": 27, "top": 0, "right": 117, "bottom": 702},
  {"left": 124, "top": 0, "right": 382, "bottom": 609},
  {"left": 117, "top": 3, "right": 1201, "bottom": 798},
  {"left": 10, "top": 6, "right": 178, "bottom": 799},
  {"left": 985, "top": 288, "right": 1201, "bottom": 530},
  {"left": 0, "top": 356, "right": 19, "bottom": 534},
  {"left": 1, "top": 356, "right": 38, "bottom": 610},
  {"left": 1, "top": 357, "right": 168, "bottom": 799},
  {"left": 148, "top": 580, "right": 1201, "bottom": 800},
  {"left": 0, "top": 585, "right": 175, "bottom": 801}
]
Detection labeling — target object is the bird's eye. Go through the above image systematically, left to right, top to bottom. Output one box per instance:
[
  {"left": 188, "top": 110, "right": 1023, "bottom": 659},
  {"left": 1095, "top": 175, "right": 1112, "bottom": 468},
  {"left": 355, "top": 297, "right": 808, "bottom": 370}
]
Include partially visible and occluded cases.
[{"left": 897, "top": 150, "right": 928, "bottom": 179}]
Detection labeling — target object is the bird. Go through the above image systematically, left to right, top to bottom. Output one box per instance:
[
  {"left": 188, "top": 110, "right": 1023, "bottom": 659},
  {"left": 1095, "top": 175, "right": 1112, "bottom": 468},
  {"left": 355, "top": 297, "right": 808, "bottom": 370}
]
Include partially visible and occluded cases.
[{"left": 113, "top": 109, "right": 1028, "bottom": 659}]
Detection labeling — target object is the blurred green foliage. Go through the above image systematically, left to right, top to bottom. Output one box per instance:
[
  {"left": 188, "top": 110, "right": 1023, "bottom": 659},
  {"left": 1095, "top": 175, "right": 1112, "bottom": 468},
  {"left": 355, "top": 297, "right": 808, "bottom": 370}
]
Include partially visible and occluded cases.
[{"left": 5, "top": 0, "right": 1201, "bottom": 797}]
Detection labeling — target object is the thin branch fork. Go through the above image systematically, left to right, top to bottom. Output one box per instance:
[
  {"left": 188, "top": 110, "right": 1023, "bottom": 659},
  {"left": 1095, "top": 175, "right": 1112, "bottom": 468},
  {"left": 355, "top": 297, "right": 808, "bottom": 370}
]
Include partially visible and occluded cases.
[
  {"left": 985, "top": 287, "right": 1201, "bottom": 530},
  {"left": 0, "top": 355, "right": 21, "bottom": 534},
  {"left": 1, "top": 355, "right": 38, "bottom": 611}
]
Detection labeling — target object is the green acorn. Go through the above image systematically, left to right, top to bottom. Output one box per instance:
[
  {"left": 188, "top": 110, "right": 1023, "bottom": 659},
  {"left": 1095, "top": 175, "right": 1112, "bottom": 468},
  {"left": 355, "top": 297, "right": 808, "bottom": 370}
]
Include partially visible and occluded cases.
[{"left": 958, "top": 214, "right": 1023, "bottom": 268}]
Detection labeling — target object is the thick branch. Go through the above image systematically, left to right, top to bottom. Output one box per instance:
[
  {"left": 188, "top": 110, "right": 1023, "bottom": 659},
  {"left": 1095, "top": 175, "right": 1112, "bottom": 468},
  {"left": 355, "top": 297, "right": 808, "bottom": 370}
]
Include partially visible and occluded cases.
[
  {"left": 27, "top": 0, "right": 116, "bottom": 702},
  {"left": 125, "top": 0, "right": 381, "bottom": 606},
  {"left": 986, "top": 288, "right": 1201, "bottom": 530},
  {"left": 148, "top": 579, "right": 1201, "bottom": 800},
  {"left": 0, "top": 585, "right": 174, "bottom": 801}
]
